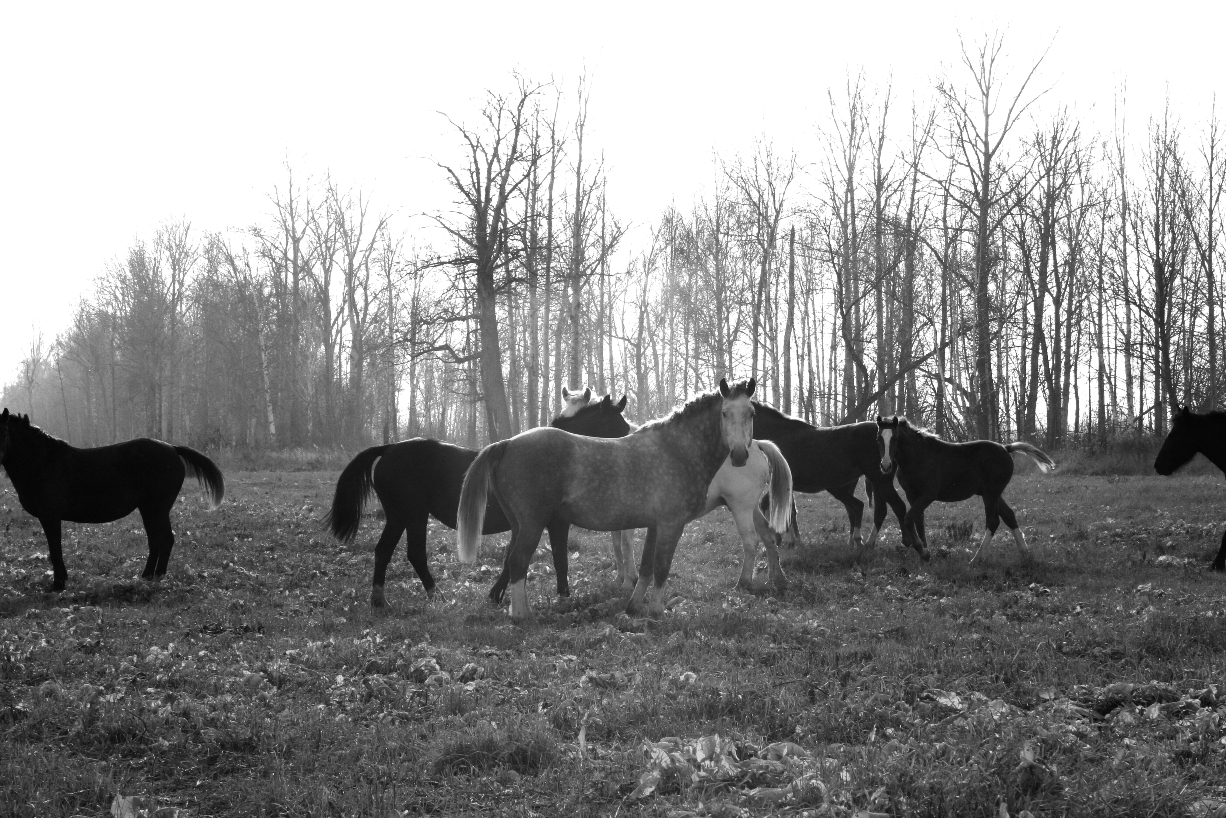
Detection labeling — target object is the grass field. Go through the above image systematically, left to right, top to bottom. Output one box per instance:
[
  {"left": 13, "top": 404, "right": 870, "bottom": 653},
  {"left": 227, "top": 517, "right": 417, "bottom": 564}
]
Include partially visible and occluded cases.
[{"left": 3, "top": 462, "right": 1226, "bottom": 817}]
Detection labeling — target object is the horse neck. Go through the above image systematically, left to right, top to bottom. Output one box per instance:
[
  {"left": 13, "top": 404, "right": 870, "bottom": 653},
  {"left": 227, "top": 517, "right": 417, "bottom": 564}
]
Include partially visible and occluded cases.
[
  {"left": 657, "top": 397, "right": 728, "bottom": 478},
  {"left": 751, "top": 404, "right": 805, "bottom": 437},
  {"left": 1193, "top": 418, "right": 1226, "bottom": 471},
  {"left": 896, "top": 425, "right": 927, "bottom": 463},
  {"left": 2, "top": 427, "right": 57, "bottom": 480}
]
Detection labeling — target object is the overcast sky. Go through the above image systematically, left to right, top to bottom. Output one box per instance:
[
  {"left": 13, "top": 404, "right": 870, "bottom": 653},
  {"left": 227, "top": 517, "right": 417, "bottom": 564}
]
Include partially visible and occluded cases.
[{"left": 1, "top": 0, "right": 1222, "bottom": 393}]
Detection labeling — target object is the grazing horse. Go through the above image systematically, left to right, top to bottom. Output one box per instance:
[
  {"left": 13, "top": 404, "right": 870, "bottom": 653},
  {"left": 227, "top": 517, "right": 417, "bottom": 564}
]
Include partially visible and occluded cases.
[
  {"left": 458, "top": 378, "right": 756, "bottom": 620},
  {"left": 325, "top": 392, "right": 631, "bottom": 607},
  {"left": 752, "top": 403, "right": 917, "bottom": 556},
  {"left": 1154, "top": 405, "right": 1226, "bottom": 571},
  {"left": 0, "top": 408, "right": 224, "bottom": 591},
  {"left": 875, "top": 416, "right": 1055, "bottom": 561}
]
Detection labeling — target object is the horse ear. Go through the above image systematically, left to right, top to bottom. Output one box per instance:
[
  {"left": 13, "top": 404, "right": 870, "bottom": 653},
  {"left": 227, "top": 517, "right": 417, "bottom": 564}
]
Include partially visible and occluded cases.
[
  {"left": 719, "top": 378, "right": 730, "bottom": 397},
  {"left": 746, "top": 378, "right": 756, "bottom": 397},
  {"left": 561, "top": 386, "right": 571, "bottom": 400},
  {"left": 583, "top": 387, "right": 591, "bottom": 402},
  {"left": 600, "top": 394, "right": 613, "bottom": 406},
  {"left": 616, "top": 395, "right": 628, "bottom": 412},
  {"left": 1180, "top": 405, "right": 1191, "bottom": 418}
]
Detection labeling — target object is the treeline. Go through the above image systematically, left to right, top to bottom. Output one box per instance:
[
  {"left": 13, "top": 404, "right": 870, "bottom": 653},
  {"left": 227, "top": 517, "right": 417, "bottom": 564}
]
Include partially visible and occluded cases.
[{"left": 5, "top": 38, "right": 1224, "bottom": 452}]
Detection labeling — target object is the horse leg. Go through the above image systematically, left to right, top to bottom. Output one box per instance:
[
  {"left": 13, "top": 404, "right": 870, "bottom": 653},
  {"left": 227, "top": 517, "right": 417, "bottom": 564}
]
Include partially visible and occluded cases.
[
  {"left": 877, "top": 478, "right": 915, "bottom": 551},
  {"left": 828, "top": 482, "right": 864, "bottom": 550},
  {"left": 970, "top": 495, "right": 1002, "bottom": 563},
  {"left": 996, "top": 497, "right": 1031, "bottom": 561},
  {"left": 902, "top": 502, "right": 929, "bottom": 557},
  {"left": 732, "top": 506, "right": 759, "bottom": 591},
  {"left": 751, "top": 506, "right": 787, "bottom": 593},
  {"left": 141, "top": 509, "right": 175, "bottom": 580},
  {"left": 403, "top": 513, "right": 445, "bottom": 602},
  {"left": 369, "top": 515, "right": 407, "bottom": 608},
  {"left": 40, "top": 518, "right": 67, "bottom": 592},
  {"left": 503, "top": 521, "right": 545, "bottom": 622},
  {"left": 546, "top": 521, "right": 571, "bottom": 597},
  {"left": 645, "top": 521, "right": 687, "bottom": 618},
  {"left": 1213, "top": 526, "right": 1226, "bottom": 571},
  {"left": 626, "top": 527, "right": 659, "bottom": 616},
  {"left": 612, "top": 530, "right": 637, "bottom": 591}
]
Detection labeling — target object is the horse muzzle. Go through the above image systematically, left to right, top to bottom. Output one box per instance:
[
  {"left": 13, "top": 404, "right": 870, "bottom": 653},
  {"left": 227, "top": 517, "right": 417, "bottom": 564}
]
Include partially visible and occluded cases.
[{"left": 730, "top": 445, "right": 749, "bottom": 467}]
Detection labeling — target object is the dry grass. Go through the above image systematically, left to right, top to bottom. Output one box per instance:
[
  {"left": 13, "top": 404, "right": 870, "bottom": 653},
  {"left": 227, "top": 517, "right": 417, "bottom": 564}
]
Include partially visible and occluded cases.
[{"left": 2, "top": 466, "right": 1225, "bottom": 817}]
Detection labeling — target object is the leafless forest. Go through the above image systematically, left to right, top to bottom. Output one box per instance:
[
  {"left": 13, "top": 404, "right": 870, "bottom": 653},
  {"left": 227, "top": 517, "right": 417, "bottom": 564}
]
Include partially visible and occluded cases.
[{"left": 5, "top": 38, "right": 1223, "bottom": 451}]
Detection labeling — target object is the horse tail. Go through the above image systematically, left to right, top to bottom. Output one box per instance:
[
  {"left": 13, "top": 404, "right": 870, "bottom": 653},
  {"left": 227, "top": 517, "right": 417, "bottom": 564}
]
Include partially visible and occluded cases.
[
  {"left": 456, "top": 440, "right": 508, "bottom": 564},
  {"left": 759, "top": 440, "right": 794, "bottom": 535},
  {"left": 1006, "top": 442, "right": 1057, "bottom": 473},
  {"left": 324, "top": 445, "right": 391, "bottom": 543},
  {"left": 175, "top": 446, "right": 225, "bottom": 510}
]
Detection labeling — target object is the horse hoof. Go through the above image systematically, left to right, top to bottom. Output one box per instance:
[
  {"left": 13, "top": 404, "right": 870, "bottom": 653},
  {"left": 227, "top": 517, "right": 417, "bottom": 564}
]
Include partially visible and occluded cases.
[
  {"left": 1213, "top": 562, "right": 1225, "bottom": 573},
  {"left": 370, "top": 585, "right": 387, "bottom": 608},
  {"left": 426, "top": 587, "right": 449, "bottom": 604}
]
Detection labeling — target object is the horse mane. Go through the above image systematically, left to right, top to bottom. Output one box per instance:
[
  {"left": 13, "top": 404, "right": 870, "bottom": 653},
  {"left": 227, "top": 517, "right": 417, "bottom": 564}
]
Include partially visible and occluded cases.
[
  {"left": 636, "top": 380, "right": 754, "bottom": 433},
  {"left": 751, "top": 400, "right": 816, "bottom": 430},
  {"left": 1183, "top": 408, "right": 1226, "bottom": 423},
  {"left": 1, "top": 411, "right": 64, "bottom": 457},
  {"left": 890, "top": 416, "right": 943, "bottom": 442}
]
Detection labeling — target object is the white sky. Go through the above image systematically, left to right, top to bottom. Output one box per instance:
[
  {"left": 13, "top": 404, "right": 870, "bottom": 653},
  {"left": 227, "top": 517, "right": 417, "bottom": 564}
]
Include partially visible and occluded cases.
[{"left": 1, "top": 0, "right": 1222, "bottom": 387}]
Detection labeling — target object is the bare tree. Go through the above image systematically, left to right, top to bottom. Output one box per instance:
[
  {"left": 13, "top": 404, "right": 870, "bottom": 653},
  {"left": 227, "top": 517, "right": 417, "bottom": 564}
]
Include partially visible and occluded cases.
[
  {"left": 937, "top": 32, "right": 1048, "bottom": 438},
  {"left": 435, "top": 77, "right": 542, "bottom": 442}
]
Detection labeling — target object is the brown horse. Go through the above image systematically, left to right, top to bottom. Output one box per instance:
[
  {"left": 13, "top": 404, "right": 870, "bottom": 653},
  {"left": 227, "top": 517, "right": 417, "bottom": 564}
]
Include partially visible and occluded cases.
[
  {"left": 458, "top": 378, "right": 756, "bottom": 620},
  {"left": 1154, "top": 405, "right": 1226, "bottom": 571},
  {"left": 0, "top": 408, "right": 224, "bottom": 591},
  {"left": 876, "top": 416, "right": 1055, "bottom": 561}
]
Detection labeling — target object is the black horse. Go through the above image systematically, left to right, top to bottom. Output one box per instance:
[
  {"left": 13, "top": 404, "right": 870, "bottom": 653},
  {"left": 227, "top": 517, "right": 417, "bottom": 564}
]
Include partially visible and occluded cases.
[
  {"left": 326, "top": 394, "right": 631, "bottom": 607},
  {"left": 751, "top": 402, "right": 918, "bottom": 556},
  {"left": 1154, "top": 405, "right": 1226, "bottom": 571},
  {"left": 0, "top": 408, "right": 225, "bottom": 591},
  {"left": 875, "top": 415, "right": 1055, "bottom": 561}
]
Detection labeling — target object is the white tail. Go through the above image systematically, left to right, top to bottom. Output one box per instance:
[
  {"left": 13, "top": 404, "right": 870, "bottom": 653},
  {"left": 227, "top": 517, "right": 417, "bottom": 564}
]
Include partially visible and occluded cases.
[
  {"left": 759, "top": 439, "right": 794, "bottom": 534},
  {"left": 1006, "top": 442, "right": 1056, "bottom": 474}
]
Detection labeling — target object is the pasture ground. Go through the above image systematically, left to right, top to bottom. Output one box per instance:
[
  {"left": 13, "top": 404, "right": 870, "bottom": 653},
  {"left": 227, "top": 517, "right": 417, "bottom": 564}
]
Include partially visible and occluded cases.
[{"left": 2, "top": 464, "right": 1226, "bottom": 817}]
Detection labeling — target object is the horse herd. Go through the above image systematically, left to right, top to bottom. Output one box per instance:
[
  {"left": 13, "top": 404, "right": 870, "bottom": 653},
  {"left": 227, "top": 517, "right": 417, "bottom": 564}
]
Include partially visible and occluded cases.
[{"left": 0, "top": 394, "right": 1223, "bottom": 618}]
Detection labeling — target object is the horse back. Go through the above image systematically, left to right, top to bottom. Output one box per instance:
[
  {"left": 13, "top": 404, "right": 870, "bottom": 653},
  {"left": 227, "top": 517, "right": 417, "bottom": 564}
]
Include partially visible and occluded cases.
[
  {"left": 758, "top": 419, "right": 880, "bottom": 491},
  {"left": 495, "top": 427, "right": 708, "bottom": 530},
  {"left": 13, "top": 437, "right": 187, "bottom": 523},
  {"left": 372, "top": 437, "right": 511, "bottom": 533},
  {"left": 903, "top": 437, "right": 1014, "bottom": 502}
]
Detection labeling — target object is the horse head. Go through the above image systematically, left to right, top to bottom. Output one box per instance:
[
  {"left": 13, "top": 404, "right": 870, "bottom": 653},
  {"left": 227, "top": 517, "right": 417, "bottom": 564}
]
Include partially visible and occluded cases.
[
  {"left": 718, "top": 378, "right": 756, "bottom": 466},
  {"left": 559, "top": 386, "right": 593, "bottom": 418},
  {"left": 552, "top": 393, "right": 631, "bottom": 439},
  {"left": 1155, "top": 404, "right": 1197, "bottom": 475},
  {"left": 875, "top": 415, "right": 902, "bottom": 474}
]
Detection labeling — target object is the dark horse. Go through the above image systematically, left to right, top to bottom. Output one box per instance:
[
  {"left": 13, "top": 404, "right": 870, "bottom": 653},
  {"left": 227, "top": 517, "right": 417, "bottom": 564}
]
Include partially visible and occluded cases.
[
  {"left": 457, "top": 378, "right": 756, "bottom": 620},
  {"left": 326, "top": 393, "right": 631, "bottom": 607},
  {"left": 752, "top": 403, "right": 918, "bottom": 556},
  {"left": 1154, "top": 405, "right": 1226, "bottom": 571},
  {"left": 0, "top": 408, "right": 224, "bottom": 591},
  {"left": 875, "top": 416, "right": 1055, "bottom": 561}
]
